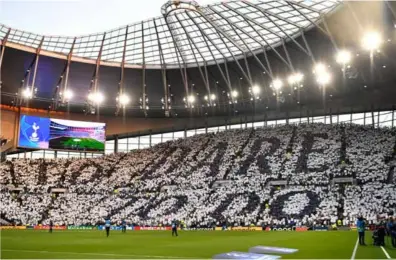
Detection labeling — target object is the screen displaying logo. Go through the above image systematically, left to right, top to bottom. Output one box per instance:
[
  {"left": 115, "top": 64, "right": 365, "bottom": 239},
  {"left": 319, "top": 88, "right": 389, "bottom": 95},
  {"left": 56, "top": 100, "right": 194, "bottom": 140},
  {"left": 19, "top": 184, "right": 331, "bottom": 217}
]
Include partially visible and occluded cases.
[
  {"left": 18, "top": 115, "right": 50, "bottom": 149},
  {"left": 18, "top": 115, "right": 106, "bottom": 152}
]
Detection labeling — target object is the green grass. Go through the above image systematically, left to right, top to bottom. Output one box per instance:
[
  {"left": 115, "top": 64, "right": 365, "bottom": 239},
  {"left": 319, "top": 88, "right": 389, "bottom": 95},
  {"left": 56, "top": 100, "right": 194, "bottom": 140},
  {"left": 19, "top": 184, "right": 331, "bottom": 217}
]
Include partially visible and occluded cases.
[{"left": 1, "top": 230, "right": 396, "bottom": 259}]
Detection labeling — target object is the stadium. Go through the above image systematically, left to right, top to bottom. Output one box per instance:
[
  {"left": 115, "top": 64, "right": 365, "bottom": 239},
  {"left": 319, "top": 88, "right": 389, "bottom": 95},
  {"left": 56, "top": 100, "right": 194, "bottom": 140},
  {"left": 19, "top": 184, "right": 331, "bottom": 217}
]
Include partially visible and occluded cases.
[{"left": 0, "top": 0, "right": 396, "bottom": 259}]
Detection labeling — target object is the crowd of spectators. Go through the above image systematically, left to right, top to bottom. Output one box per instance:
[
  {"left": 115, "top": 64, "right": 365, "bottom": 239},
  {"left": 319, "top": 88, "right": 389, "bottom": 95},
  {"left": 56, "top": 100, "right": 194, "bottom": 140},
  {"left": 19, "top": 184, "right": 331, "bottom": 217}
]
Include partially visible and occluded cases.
[{"left": 0, "top": 123, "right": 395, "bottom": 227}]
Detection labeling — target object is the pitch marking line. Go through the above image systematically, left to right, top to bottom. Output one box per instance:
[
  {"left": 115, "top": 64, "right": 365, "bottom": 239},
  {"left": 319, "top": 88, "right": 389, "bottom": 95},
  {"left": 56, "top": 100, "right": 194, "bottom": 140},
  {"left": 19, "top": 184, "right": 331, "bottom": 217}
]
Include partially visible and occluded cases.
[
  {"left": 350, "top": 238, "right": 359, "bottom": 260},
  {"left": 380, "top": 246, "right": 391, "bottom": 259},
  {"left": 1, "top": 249, "right": 191, "bottom": 259}
]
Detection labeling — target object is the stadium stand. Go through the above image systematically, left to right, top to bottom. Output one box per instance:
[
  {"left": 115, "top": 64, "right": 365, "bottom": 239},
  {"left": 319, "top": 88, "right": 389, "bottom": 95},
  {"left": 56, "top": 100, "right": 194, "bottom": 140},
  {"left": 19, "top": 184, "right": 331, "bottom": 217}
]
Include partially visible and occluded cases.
[{"left": 1, "top": 123, "right": 395, "bottom": 227}]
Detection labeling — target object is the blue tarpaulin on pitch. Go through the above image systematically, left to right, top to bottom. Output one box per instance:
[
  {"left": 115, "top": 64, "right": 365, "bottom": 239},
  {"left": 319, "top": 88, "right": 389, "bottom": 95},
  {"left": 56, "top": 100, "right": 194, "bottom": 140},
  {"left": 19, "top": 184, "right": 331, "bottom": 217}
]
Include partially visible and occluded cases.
[{"left": 213, "top": 251, "right": 281, "bottom": 259}]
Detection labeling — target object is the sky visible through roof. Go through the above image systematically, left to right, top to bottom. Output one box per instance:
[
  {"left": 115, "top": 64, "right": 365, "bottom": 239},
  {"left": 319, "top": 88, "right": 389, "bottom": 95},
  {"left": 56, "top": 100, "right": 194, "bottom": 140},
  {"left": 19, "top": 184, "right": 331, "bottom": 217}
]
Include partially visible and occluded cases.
[{"left": 0, "top": 0, "right": 218, "bottom": 36}]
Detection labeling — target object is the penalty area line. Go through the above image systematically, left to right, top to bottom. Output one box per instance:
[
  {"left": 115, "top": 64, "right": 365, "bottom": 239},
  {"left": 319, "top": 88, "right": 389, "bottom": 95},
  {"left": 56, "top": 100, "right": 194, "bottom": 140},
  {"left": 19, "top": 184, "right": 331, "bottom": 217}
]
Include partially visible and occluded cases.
[
  {"left": 350, "top": 238, "right": 359, "bottom": 260},
  {"left": 380, "top": 246, "right": 391, "bottom": 259},
  {"left": 1, "top": 249, "right": 190, "bottom": 259}
]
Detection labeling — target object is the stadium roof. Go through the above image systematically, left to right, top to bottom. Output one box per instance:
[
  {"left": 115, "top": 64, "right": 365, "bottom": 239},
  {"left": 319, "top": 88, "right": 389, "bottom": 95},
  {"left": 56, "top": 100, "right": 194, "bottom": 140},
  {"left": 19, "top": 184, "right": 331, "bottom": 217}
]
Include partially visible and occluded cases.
[{"left": 0, "top": 0, "right": 341, "bottom": 69}]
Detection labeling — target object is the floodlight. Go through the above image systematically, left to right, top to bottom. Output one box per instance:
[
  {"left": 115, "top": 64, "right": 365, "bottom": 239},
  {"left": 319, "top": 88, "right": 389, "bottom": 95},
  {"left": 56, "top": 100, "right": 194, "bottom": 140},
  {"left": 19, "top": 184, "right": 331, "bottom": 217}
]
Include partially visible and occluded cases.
[
  {"left": 362, "top": 31, "right": 382, "bottom": 51},
  {"left": 336, "top": 50, "right": 352, "bottom": 65},
  {"left": 313, "top": 63, "right": 326, "bottom": 74},
  {"left": 316, "top": 71, "right": 332, "bottom": 85},
  {"left": 288, "top": 73, "right": 303, "bottom": 85},
  {"left": 271, "top": 79, "right": 283, "bottom": 90},
  {"left": 251, "top": 85, "right": 260, "bottom": 95},
  {"left": 22, "top": 88, "right": 33, "bottom": 99},
  {"left": 63, "top": 89, "right": 73, "bottom": 100},
  {"left": 231, "top": 90, "right": 238, "bottom": 98},
  {"left": 88, "top": 91, "right": 104, "bottom": 104},
  {"left": 118, "top": 93, "right": 130, "bottom": 106},
  {"left": 210, "top": 94, "right": 216, "bottom": 101},
  {"left": 187, "top": 95, "right": 195, "bottom": 103},
  {"left": 204, "top": 95, "right": 208, "bottom": 101}
]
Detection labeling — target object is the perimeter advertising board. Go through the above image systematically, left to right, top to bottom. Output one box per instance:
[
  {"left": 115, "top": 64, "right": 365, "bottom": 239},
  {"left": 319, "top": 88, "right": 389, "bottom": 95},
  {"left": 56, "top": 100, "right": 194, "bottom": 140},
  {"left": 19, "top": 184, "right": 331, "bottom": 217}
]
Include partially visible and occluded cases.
[{"left": 18, "top": 115, "right": 106, "bottom": 152}]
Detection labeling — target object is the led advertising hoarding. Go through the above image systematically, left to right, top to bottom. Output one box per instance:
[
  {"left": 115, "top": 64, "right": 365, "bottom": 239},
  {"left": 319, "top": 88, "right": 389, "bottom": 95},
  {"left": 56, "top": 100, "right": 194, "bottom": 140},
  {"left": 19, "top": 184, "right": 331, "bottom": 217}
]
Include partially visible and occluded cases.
[{"left": 18, "top": 115, "right": 106, "bottom": 152}]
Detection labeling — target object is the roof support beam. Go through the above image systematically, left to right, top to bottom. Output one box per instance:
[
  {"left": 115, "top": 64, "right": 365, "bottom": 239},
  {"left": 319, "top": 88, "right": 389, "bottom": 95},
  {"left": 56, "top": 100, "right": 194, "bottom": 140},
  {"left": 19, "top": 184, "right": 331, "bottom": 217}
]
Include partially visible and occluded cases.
[
  {"left": 285, "top": 1, "right": 329, "bottom": 36},
  {"left": 230, "top": 2, "right": 310, "bottom": 56},
  {"left": 218, "top": 3, "right": 292, "bottom": 71},
  {"left": 207, "top": 5, "right": 275, "bottom": 76},
  {"left": 193, "top": 10, "right": 253, "bottom": 86},
  {"left": 185, "top": 11, "right": 233, "bottom": 91},
  {"left": 174, "top": 14, "right": 215, "bottom": 101},
  {"left": 163, "top": 17, "right": 190, "bottom": 99},
  {"left": 153, "top": 19, "right": 170, "bottom": 116},
  {"left": 141, "top": 21, "right": 147, "bottom": 115},
  {"left": 116, "top": 26, "right": 129, "bottom": 116},
  {"left": 0, "top": 28, "right": 11, "bottom": 89},
  {"left": 85, "top": 33, "right": 106, "bottom": 115},
  {"left": 31, "top": 36, "right": 45, "bottom": 95}
]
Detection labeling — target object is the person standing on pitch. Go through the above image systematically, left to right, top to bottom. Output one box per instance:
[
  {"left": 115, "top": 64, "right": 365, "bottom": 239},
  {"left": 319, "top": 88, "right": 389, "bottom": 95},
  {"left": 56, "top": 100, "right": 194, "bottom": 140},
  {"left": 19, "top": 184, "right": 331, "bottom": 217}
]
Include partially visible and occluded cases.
[
  {"left": 356, "top": 216, "right": 366, "bottom": 245},
  {"left": 105, "top": 218, "right": 111, "bottom": 237},
  {"left": 121, "top": 219, "right": 126, "bottom": 233},
  {"left": 49, "top": 220, "right": 53, "bottom": 233},
  {"left": 171, "top": 220, "right": 178, "bottom": 237}
]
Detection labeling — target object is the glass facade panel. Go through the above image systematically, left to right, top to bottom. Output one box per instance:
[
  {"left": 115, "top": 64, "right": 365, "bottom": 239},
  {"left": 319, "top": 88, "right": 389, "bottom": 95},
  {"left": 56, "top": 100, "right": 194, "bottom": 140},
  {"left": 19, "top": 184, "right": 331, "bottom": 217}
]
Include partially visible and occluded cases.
[
  {"left": 352, "top": 113, "right": 364, "bottom": 125},
  {"left": 339, "top": 114, "right": 350, "bottom": 123},
  {"left": 277, "top": 119, "right": 287, "bottom": 125},
  {"left": 267, "top": 120, "right": 276, "bottom": 126},
  {"left": 253, "top": 121, "right": 264, "bottom": 128},
  {"left": 230, "top": 124, "right": 241, "bottom": 129},
  {"left": 207, "top": 127, "right": 218, "bottom": 133},
  {"left": 196, "top": 128, "right": 206, "bottom": 134},
  {"left": 186, "top": 130, "right": 196, "bottom": 137},
  {"left": 173, "top": 131, "right": 184, "bottom": 138},
  {"left": 151, "top": 134, "right": 162, "bottom": 146},
  {"left": 140, "top": 136, "right": 150, "bottom": 149},
  {"left": 44, "top": 150, "right": 55, "bottom": 159},
  {"left": 57, "top": 152, "right": 69, "bottom": 158}
]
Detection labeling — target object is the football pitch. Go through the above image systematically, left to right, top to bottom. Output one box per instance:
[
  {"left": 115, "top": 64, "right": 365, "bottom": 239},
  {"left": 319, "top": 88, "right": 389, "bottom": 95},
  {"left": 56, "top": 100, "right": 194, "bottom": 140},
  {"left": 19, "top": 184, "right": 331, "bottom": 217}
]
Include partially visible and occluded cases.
[{"left": 1, "top": 230, "right": 395, "bottom": 259}]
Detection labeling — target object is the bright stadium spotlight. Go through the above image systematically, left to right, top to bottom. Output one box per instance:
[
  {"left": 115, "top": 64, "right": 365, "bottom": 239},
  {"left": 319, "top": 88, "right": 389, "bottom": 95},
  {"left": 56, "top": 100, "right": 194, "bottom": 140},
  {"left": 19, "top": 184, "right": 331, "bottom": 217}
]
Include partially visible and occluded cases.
[
  {"left": 362, "top": 31, "right": 382, "bottom": 51},
  {"left": 336, "top": 50, "right": 352, "bottom": 65},
  {"left": 313, "top": 63, "right": 327, "bottom": 74},
  {"left": 316, "top": 71, "right": 332, "bottom": 85},
  {"left": 288, "top": 73, "right": 303, "bottom": 85},
  {"left": 271, "top": 79, "right": 283, "bottom": 90},
  {"left": 251, "top": 85, "right": 260, "bottom": 95},
  {"left": 22, "top": 88, "right": 33, "bottom": 99},
  {"left": 63, "top": 89, "right": 73, "bottom": 100},
  {"left": 231, "top": 90, "right": 238, "bottom": 98},
  {"left": 88, "top": 91, "right": 104, "bottom": 104},
  {"left": 117, "top": 93, "right": 130, "bottom": 106},
  {"left": 210, "top": 94, "right": 216, "bottom": 101},
  {"left": 187, "top": 95, "right": 195, "bottom": 104},
  {"left": 204, "top": 95, "right": 208, "bottom": 101}
]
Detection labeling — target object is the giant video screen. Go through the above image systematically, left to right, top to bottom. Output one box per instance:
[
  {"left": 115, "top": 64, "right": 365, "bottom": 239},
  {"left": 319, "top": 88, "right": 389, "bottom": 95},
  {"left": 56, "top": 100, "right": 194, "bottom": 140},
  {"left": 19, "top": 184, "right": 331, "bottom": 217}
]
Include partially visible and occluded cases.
[{"left": 18, "top": 115, "right": 106, "bottom": 152}]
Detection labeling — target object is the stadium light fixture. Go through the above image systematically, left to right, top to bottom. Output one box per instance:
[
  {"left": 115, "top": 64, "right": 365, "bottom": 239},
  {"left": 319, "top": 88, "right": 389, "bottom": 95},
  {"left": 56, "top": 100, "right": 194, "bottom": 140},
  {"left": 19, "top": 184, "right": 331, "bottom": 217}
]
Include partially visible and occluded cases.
[
  {"left": 362, "top": 31, "right": 382, "bottom": 51},
  {"left": 336, "top": 50, "right": 352, "bottom": 65},
  {"left": 313, "top": 63, "right": 327, "bottom": 74},
  {"left": 316, "top": 71, "right": 332, "bottom": 85},
  {"left": 287, "top": 73, "right": 303, "bottom": 85},
  {"left": 271, "top": 79, "right": 283, "bottom": 90},
  {"left": 251, "top": 85, "right": 260, "bottom": 95},
  {"left": 22, "top": 88, "right": 33, "bottom": 99},
  {"left": 63, "top": 89, "right": 73, "bottom": 100},
  {"left": 231, "top": 90, "right": 238, "bottom": 98},
  {"left": 88, "top": 91, "right": 105, "bottom": 104},
  {"left": 117, "top": 93, "right": 130, "bottom": 106},
  {"left": 210, "top": 94, "right": 216, "bottom": 101},
  {"left": 187, "top": 95, "right": 195, "bottom": 104},
  {"left": 204, "top": 95, "right": 208, "bottom": 101}
]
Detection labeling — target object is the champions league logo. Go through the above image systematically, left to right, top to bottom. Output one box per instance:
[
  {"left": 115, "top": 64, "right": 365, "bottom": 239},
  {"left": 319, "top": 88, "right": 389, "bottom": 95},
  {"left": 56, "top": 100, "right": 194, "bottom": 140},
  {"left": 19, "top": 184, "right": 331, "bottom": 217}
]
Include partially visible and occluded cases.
[{"left": 29, "top": 122, "right": 40, "bottom": 142}]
